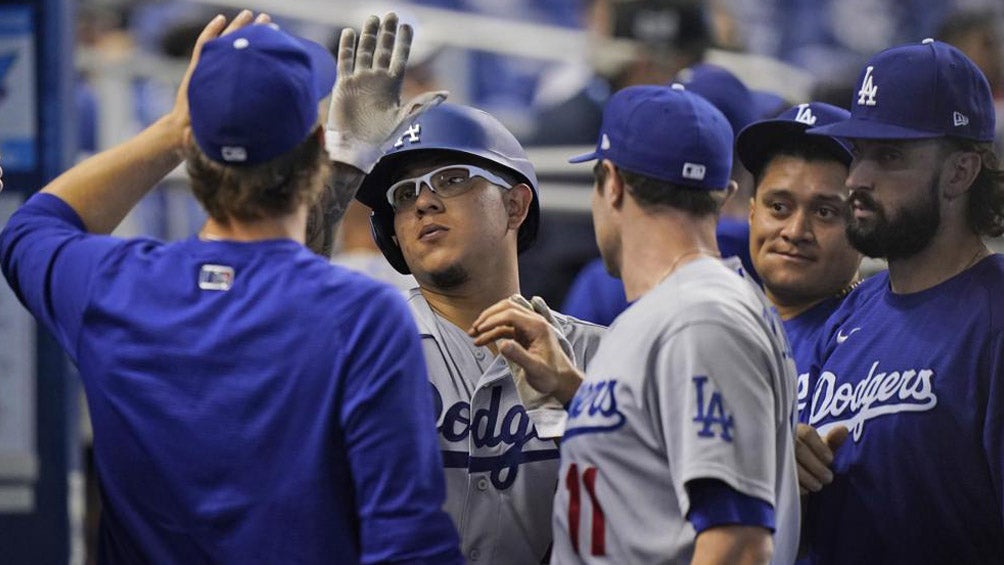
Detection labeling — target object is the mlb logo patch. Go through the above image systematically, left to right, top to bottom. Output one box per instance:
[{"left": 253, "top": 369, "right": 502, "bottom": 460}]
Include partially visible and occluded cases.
[
  {"left": 221, "top": 146, "right": 248, "bottom": 162},
  {"left": 682, "top": 162, "right": 706, "bottom": 181},
  {"left": 199, "top": 264, "right": 235, "bottom": 291}
]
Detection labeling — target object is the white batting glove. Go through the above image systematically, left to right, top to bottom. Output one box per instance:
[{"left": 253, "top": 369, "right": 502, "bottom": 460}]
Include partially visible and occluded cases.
[
  {"left": 325, "top": 13, "right": 447, "bottom": 172},
  {"left": 507, "top": 294, "right": 571, "bottom": 438}
]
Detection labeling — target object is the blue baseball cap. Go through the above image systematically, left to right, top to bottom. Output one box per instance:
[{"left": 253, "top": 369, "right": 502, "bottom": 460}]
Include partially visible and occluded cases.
[
  {"left": 189, "top": 25, "right": 337, "bottom": 166},
  {"left": 808, "top": 39, "right": 995, "bottom": 141},
  {"left": 675, "top": 63, "right": 756, "bottom": 137},
  {"left": 569, "top": 84, "right": 733, "bottom": 190},
  {"left": 737, "top": 102, "right": 852, "bottom": 174}
]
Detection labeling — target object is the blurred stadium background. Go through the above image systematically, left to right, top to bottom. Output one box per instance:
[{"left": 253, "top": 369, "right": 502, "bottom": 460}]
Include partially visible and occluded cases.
[{"left": 1, "top": 1, "right": 1003, "bottom": 562}]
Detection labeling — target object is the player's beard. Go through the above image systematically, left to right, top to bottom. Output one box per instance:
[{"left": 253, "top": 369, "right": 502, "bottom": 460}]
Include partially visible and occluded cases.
[
  {"left": 846, "top": 176, "right": 940, "bottom": 260},
  {"left": 428, "top": 263, "right": 470, "bottom": 290}
]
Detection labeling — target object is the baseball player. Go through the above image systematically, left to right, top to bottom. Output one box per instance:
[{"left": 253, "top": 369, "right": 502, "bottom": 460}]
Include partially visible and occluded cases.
[
  {"left": 0, "top": 12, "right": 462, "bottom": 563},
  {"left": 796, "top": 39, "right": 1004, "bottom": 563},
  {"left": 561, "top": 64, "right": 771, "bottom": 328},
  {"left": 471, "top": 84, "right": 800, "bottom": 564},
  {"left": 737, "top": 102, "right": 861, "bottom": 426},
  {"left": 354, "top": 103, "right": 605, "bottom": 564}
]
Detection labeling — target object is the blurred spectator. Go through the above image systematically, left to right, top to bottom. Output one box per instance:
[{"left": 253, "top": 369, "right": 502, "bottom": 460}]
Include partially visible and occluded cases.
[
  {"left": 518, "top": 0, "right": 712, "bottom": 306},
  {"left": 528, "top": 0, "right": 712, "bottom": 146},
  {"left": 75, "top": 3, "right": 132, "bottom": 157},
  {"left": 937, "top": 9, "right": 1004, "bottom": 155},
  {"left": 936, "top": 10, "right": 1002, "bottom": 96}
]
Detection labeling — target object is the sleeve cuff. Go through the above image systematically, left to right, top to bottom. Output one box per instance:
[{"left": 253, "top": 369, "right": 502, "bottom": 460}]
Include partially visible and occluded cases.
[{"left": 685, "top": 478, "right": 775, "bottom": 534}]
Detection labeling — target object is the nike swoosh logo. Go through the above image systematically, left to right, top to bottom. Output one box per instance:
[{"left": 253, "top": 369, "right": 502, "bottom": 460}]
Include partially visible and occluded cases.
[{"left": 836, "top": 327, "right": 861, "bottom": 344}]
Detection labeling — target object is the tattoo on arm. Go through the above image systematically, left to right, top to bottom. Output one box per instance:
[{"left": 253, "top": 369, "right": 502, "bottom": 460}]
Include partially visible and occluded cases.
[{"left": 305, "top": 162, "right": 367, "bottom": 258}]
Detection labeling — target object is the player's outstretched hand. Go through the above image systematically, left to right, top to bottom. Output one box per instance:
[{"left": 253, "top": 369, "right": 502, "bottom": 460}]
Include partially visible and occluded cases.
[
  {"left": 169, "top": 10, "right": 271, "bottom": 154},
  {"left": 326, "top": 13, "right": 448, "bottom": 172},
  {"left": 469, "top": 295, "right": 584, "bottom": 405},
  {"left": 796, "top": 424, "right": 849, "bottom": 495}
]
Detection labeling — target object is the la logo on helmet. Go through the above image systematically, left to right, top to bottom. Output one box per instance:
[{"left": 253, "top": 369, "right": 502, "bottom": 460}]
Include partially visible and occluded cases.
[
  {"left": 858, "top": 66, "right": 878, "bottom": 106},
  {"left": 394, "top": 124, "right": 422, "bottom": 148}
]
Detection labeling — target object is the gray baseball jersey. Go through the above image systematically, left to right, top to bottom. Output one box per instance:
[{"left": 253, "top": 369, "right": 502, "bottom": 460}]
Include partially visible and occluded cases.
[
  {"left": 551, "top": 257, "right": 799, "bottom": 564},
  {"left": 407, "top": 289, "right": 605, "bottom": 564}
]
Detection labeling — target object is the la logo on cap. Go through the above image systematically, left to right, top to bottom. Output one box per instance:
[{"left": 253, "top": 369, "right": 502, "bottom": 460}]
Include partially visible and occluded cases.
[
  {"left": 858, "top": 66, "right": 878, "bottom": 106},
  {"left": 795, "top": 104, "right": 817, "bottom": 125}
]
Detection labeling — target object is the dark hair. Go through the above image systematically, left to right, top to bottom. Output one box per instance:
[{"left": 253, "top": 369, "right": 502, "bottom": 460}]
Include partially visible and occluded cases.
[
  {"left": 187, "top": 132, "right": 329, "bottom": 224},
  {"left": 750, "top": 137, "right": 851, "bottom": 195},
  {"left": 942, "top": 138, "right": 1004, "bottom": 237},
  {"left": 594, "top": 161, "right": 722, "bottom": 216}
]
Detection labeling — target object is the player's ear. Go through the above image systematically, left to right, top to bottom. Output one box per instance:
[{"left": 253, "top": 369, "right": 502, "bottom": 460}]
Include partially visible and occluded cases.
[
  {"left": 942, "top": 148, "right": 981, "bottom": 199},
  {"left": 602, "top": 160, "right": 624, "bottom": 209},
  {"left": 722, "top": 179, "right": 739, "bottom": 205},
  {"left": 505, "top": 183, "right": 533, "bottom": 230}
]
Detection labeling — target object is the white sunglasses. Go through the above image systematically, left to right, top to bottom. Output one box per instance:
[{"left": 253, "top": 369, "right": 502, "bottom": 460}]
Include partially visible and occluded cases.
[{"left": 385, "top": 165, "right": 512, "bottom": 211}]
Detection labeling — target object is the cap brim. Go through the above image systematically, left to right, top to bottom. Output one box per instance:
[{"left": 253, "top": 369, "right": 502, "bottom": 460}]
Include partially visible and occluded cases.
[
  {"left": 807, "top": 118, "right": 942, "bottom": 140},
  {"left": 737, "top": 121, "right": 852, "bottom": 172},
  {"left": 568, "top": 150, "right": 601, "bottom": 164}
]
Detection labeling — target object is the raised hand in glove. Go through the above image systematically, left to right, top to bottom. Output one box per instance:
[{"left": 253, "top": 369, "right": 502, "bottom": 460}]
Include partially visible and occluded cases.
[{"left": 325, "top": 13, "right": 447, "bottom": 172}]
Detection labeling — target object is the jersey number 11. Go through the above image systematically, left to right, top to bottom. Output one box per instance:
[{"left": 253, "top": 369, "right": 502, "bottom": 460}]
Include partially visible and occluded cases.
[{"left": 566, "top": 463, "right": 606, "bottom": 556}]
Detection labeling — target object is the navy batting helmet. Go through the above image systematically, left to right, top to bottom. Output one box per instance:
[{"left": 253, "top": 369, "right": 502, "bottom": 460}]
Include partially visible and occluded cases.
[{"left": 356, "top": 103, "right": 539, "bottom": 274}]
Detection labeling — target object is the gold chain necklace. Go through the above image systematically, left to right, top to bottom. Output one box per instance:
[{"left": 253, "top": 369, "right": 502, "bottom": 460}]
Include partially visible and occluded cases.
[
  {"left": 963, "top": 245, "right": 990, "bottom": 272},
  {"left": 660, "top": 248, "right": 720, "bottom": 283},
  {"left": 834, "top": 279, "right": 862, "bottom": 299}
]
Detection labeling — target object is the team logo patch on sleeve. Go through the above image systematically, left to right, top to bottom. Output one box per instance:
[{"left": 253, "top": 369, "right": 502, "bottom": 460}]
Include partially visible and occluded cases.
[
  {"left": 198, "top": 264, "right": 235, "bottom": 291},
  {"left": 692, "top": 375, "right": 734, "bottom": 442}
]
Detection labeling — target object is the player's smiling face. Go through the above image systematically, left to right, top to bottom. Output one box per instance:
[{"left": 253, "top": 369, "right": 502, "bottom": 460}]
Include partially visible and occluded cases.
[
  {"left": 844, "top": 139, "right": 944, "bottom": 260},
  {"left": 750, "top": 154, "right": 860, "bottom": 311},
  {"left": 390, "top": 155, "right": 527, "bottom": 289}
]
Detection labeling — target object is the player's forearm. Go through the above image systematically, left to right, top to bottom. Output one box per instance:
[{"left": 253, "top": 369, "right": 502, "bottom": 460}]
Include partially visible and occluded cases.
[
  {"left": 40, "top": 112, "right": 187, "bottom": 234},
  {"left": 305, "top": 161, "right": 366, "bottom": 257},
  {"left": 554, "top": 366, "right": 585, "bottom": 406},
  {"left": 691, "top": 526, "right": 772, "bottom": 565}
]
